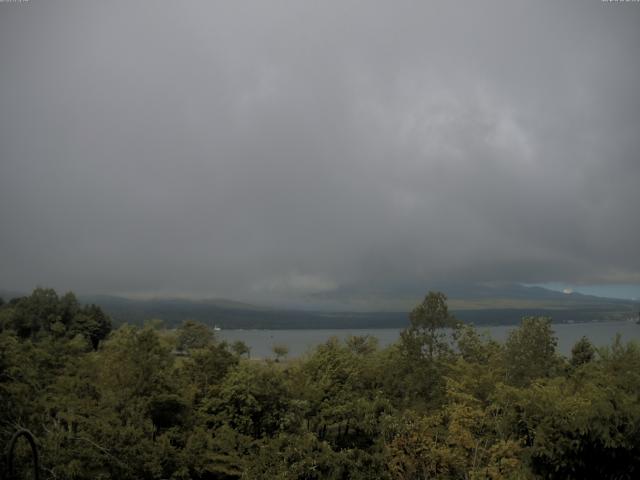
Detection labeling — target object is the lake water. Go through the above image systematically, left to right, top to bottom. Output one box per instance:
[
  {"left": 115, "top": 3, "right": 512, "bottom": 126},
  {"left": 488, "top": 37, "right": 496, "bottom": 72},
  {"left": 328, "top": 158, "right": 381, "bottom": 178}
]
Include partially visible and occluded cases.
[{"left": 218, "top": 321, "right": 640, "bottom": 358}]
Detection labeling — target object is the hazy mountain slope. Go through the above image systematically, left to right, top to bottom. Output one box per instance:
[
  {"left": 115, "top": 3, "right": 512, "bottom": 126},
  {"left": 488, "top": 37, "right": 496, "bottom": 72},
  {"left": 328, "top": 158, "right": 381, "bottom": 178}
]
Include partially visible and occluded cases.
[
  {"left": 84, "top": 284, "right": 639, "bottom": 328},
  {"left": 2, "top": 285, "right": 637, "bottom": 329}
]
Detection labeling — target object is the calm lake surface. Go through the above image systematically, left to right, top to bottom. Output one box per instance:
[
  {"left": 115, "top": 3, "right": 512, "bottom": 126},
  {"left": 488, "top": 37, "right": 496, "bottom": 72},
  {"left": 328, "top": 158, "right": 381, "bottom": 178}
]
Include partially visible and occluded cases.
[{"left": 218, "top": 321, "right": 640, "bottom": 358}]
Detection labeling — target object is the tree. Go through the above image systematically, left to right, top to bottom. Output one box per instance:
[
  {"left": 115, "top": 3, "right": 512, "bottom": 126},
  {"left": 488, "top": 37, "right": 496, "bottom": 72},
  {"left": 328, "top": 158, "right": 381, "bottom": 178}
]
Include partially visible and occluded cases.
[
  {"left": 4, "top": 288, "right": 61, "bottom": 338},
  {"left": 0, "top": 289, "right": 110, "bottom": 349},
  {"left": 59, "top": 291, "right": 80, "bottom": 328},
  {"left": 400, "top": 291, "right": 458, "bottom": 360},
  {"left": 394, "top": 292, "right": 459, "bottom": 407},
  {"left": 70, "top": 304, "right": 112, "bottom": 350},
  {"left": 503, "top": 316, "right": 560, "bottom": 387},
  {"left": 144, "top": 318, "right": 165, "bottom": 330},
  {"left": 176, "top": 319, "right": 214, "bottom": 352},
  {"left": 449, "top": 324, "right": 505, "bottom": 406},
  {"left": 455, "top": 324, "right": 502, "bottom": 365},
  {"left": 98, "top": 326, "right": 175, "bottom": 408},
  {"left": 346, "top": 335, "right": 378, "bottom": 355},
  {"left": 570, "top": 336, "right": 595, "bottom": 367},
  {"left": 292, "top": 337, "right": 392, "bottom": 450},
  {"left": 231, "top": 340, "right": 251, "bottom": 358},
  {"left": 181, "top": 343, "right": 238, "bottom": 400},
  {"left": 273, "top": 344, "right": 289, "bottom": 362},
  {"left": 494, "top": 360, "right": 640, "bottom": 479},
  {"left": 202, "top": 362, "right": 296, "bottom": 438},
  {"left": 147, "top": 393, "right": 190, "bottom": 431},
  {"left": 387, "top": 407, "right": 522, "bottom": 480},
  {"left": 181, "top": 425, "right": 248, "bottom": 479},
  {"left": 245, "top": 433, "right": 342, "bottom": 479}
]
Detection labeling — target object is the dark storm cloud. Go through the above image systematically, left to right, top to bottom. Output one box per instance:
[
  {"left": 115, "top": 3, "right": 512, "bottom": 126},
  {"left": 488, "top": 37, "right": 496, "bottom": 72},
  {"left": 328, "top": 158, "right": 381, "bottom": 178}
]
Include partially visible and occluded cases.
[{"left": 1, "top": 1, "right": 639, "bottom": 306}]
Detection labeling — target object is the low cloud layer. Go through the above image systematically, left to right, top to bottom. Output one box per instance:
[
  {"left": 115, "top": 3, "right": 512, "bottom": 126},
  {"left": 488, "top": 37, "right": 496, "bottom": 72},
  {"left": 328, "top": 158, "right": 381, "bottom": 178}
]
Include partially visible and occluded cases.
[{"left": 1, "top": 1, "right": 639, "bottom": 305}]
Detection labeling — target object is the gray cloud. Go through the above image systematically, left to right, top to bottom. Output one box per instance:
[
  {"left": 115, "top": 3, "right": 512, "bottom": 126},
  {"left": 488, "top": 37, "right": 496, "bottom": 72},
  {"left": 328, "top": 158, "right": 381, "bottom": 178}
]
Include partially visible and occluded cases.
[{"left": 1, "top": 0, "right": 639, "bottom": 306}]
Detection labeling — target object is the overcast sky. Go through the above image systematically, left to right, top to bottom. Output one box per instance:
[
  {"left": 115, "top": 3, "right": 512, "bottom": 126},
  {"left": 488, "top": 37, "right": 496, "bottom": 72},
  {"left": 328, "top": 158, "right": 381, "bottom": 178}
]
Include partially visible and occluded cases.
[{"left": 1, "top": 1, "right": 639, "bottom": 306}]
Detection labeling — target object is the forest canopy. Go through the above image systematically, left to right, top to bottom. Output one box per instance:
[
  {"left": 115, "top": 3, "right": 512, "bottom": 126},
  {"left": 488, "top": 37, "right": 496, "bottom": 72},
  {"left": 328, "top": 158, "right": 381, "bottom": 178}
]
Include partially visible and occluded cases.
[{"left": 1, "top": 289, "right": 639, "bottom": 479}]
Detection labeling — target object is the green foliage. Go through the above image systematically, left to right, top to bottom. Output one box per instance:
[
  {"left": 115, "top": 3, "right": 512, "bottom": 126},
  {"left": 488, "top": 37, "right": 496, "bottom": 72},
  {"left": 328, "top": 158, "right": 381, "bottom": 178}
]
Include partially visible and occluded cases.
[
  {"left": 0, "top": 288, "right": 111, "bottom": 349},
  {"left": 1, "top": 288, "right": 638, "bottom": 479},
  {"left": 395, "top": 291, "right": 460, "bottom": 408},
  {"left": 401, "top": 291, "right": 459, "bottom": 360},
  {"left": 70, "top": 304, "right": 112, "bottom": 350},
  {"left": 503, "top": 316, "right": 561, "bottom": 386},
  {"left": 176, "top": 319, "right": 214, "bottom": 352},
  {"left": 455, "top": 324, "right": 502, "bottom": 365},
  {"left": 99, "top": 325, "right": 174, "bottom": 402},
  {"left": 346, "top": 334, "right": 379, "bottom": 355},
  {"left": 294, "top": 336, "right": 393, "bottom": 452},
  {"left": 570, "top": 336, "right": 596, "bottom": 367},
  {"left": 230, "top": 340, "right": 251, "bottom": 358},
  {"left": 180, "top": 342, "right": 238, "bottom": 401},
  {"left": 272, "top": 343, "right": 289, "bottom": 361},
  {"left": 202, "top": 362, "right": 298, "bottom": 438},
  {"left": 493, "top": 372, "right": 640, "bottom": 479},
  {"left": 147, "top": 393, "right": 190, "bottom": 431},
  {"left": 386, "top": 407, "right": 523, "bottom": 480},
  {"left": 181, "top": 425, "right": 248, "bottom": 479},
  {"left": 244, "top": 432, "right": 341, "bottom": 479}
]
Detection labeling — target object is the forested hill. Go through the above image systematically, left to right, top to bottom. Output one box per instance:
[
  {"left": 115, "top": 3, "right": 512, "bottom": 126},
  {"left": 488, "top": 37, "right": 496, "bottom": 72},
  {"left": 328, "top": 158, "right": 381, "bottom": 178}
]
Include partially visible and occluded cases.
[
  {"left": 2, "top": 285, "right": 636, "bottom": 329},
  {"left": 82, "top": 285, "right": 637, "bottom": 329},
  {"left": 81, "top": 296, "right": 410, "bottom": 329}
]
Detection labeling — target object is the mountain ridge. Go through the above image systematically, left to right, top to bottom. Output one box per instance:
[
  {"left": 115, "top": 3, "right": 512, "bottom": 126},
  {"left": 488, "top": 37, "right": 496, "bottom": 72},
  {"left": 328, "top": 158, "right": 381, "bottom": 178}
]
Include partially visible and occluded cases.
[{"left": 2, "top": 284, "right": 637, "bottom": 329}]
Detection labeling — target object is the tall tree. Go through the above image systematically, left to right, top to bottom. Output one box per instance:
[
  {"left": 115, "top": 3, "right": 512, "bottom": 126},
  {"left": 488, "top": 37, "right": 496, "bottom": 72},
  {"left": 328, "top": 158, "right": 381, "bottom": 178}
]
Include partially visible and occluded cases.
[
  {"left": 401, "top": 291, "right": 459, "bottom": 360},
  {"left": 70, "top": 304, "right": 112, "bottom": 350},
  {"left": 503, "top": 316, "right": 560, "bottom": 386},
  {"left": 177, "top": 319, "right": 214, "bottom": 352},
  {"left": 570, "top": 336, "right": 596, "bottom": 367},
  {"left": 231, "top": 340, "right": 251, "bottom": 358}
]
